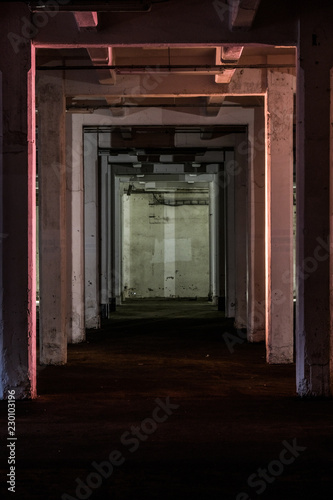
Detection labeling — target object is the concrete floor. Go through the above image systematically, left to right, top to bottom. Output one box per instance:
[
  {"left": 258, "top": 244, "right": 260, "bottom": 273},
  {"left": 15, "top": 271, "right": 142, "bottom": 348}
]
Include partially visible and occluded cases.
[{"left": 1, "top": 300, "right": 333, "bottom": 499}]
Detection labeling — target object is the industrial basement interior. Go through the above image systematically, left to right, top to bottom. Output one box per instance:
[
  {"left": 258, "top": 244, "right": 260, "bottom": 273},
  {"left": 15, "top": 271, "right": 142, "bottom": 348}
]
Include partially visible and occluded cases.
[{"left": 0, "top": 1, "right": 333, "bottom": 499}]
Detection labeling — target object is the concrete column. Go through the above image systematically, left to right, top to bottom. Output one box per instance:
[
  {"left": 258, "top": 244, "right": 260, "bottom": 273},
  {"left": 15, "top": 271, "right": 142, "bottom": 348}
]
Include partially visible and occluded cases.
[
  {"left": 0, "top": 4, "right": 36, "bottom": 398},
  {"left": 296, "top": 8, "right": 333, "bottom": 396},
  {"left": 266, "top": 67, "right": 295, "bottom": 363},
  {"left": 38, "top": 73, "right": 67, "bottom": 365},
  {"left": 247, "top": 107, "right": 266, "bottom": 342},
  {"left": 65, "top": 114, "right": 85, "bottom": 343},
  {"left": 84, "top": 131, "right": 100, "bottom": 328},
  {"left": 234, "top": 133, "right": 248, "bottom": 329},
  {"left": 98, "top": 148, "right": 117, "bottom": 311},
  {"left": 225, "top": 150, "right": 236, "bottom": 318},
  {"left": 100, "top": 155, "right": 110, "bottom": 317},
  {"left": 100, "top": 156, "right": 108, "bottom": 315},
  {"left": 216, "top": 165, "right": 226, "bottom": 311},
  {"left": 108, "top": 168, "right": 114, "bottom": 308},
  {"left": 113, "top": 175, "right": 122, "bottom": 305},
  {"left": 122, "top": 180, "right": 131, "bottom": 301},
  {"left": 209, "top": 180, "right": 218, "bottom": 304},
  {"left": 164, "top": 199, "right": 176, "bottom": 298}
]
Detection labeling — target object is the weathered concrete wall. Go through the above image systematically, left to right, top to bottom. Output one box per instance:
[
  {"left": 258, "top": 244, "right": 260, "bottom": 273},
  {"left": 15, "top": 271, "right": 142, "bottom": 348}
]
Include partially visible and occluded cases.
[{"left": 122, "top": 190, "right": 210, "bottom": 299}]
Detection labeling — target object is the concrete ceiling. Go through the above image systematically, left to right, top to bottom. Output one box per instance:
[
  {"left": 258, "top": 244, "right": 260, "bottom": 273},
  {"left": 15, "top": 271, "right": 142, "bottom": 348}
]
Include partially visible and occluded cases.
[
  {"left": 30, "top": 0, "right": 262, "bottom": 28},
  {"left": 34, "top": 0, "right": 296, "bottom": 116},
  {"left": 36, "top": 44, "right": 295, "bottom": 116}
]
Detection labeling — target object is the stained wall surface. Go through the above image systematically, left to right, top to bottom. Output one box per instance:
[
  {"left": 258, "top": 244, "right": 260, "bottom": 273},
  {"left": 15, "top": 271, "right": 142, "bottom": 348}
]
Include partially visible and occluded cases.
[{"left": 122, "top": 188, "right": 210, "bottom": 299}]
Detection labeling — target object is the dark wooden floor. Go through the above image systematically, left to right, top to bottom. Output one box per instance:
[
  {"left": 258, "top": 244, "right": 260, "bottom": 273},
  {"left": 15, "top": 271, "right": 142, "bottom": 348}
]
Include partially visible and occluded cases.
[{"left": 1, "top": 301, "right": 332, "bottom": 499}]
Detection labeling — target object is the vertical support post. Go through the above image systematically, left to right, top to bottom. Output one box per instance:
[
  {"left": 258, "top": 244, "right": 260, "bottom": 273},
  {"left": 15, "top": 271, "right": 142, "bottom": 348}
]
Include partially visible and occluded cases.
[
  {"left": 0, "top": 4, "right": 36, "bottom": 397},
  {"left": 296, "top": 9, "right": 333, "bottom": 396},
  {"left": 266, "top": 67, "right": 295, "bottom": 363},
  {"left": 38, "top": 73, "right": 67, "bottom": 365},
  {"left": 247, "top": 106, "right": 266, "bottom": 342},
  {"left": 66, "top": 114, "right": 85, "bottom": 343},
  {"left": 84, "top": 131, "right": 100, "bottom": 328},
  {"left": 234, "top": 133, "right": 248, "bottom": 329},
  {"left": 225, "top": 149, "right": 236, "bottom": 318},
  {"left": 100, "top": 155, "right": 109, "bottom": 318},
  {"left": 217, "top": 162, "right": 226, "bottom": 311},
  {"left": 108, "top": 165, "right": 114, "bottom": 309},
  {"left": 114, "top": 175, "right": 122, "bottom": 304},
  {"left": 209, "top": 180, "right": 218, "bottom": 304}
]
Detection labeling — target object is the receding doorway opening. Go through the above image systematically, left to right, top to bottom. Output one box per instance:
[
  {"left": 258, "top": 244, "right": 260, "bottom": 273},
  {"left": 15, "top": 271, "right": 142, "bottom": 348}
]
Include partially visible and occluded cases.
[{"left": 83, "top": 125, "right": 248, "bottom": 324}]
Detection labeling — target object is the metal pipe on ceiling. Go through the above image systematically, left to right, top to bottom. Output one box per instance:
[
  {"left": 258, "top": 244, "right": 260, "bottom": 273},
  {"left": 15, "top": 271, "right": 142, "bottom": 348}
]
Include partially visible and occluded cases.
[
  {"left": 28, "top": 1, "right": 168, "bottom": 12},
  {"left": 37, "top": 63, "right": 295, "bottom": 72},
  {"left": 66, "top": 104, "right": 263, "bottom": 111}
]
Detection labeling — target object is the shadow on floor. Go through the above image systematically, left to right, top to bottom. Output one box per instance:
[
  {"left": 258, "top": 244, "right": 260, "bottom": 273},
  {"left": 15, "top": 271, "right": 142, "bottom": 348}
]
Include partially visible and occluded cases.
[{"left": 1, "top": 300, "right": 332, "bottom": 499}]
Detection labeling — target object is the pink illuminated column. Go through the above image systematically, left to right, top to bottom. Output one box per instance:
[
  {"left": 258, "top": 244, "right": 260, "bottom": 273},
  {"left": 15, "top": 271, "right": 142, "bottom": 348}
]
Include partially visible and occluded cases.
[
  {"left": 0, "top": 4, "right": 37, "bottom": 399},
  {"left": 266, "top": 66, "right": 295, "bottom": 364},
  {"left": 37, "top": 72, "right": 67, "bottom": 365}
]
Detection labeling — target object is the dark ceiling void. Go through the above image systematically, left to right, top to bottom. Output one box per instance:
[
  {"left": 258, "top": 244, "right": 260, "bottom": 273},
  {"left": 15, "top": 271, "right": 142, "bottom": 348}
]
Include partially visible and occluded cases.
[
  {"left": 66, "top": 96, "right": 264, "bottom": 114},
  {"left": 93, "top": 125, "right": 244, "bottom": 172},
  {"left": 98, "top": 125, "right": 248, "bottom": 148}
]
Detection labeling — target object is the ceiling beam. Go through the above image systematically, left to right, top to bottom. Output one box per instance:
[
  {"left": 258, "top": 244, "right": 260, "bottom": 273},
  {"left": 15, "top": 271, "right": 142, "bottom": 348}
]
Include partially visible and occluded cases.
[
  {"left": 32, "top": 0, "right": 297, "bottom": 47},
  {"left": 229, "top": 0, "right": 262, "bottom": 30},
  {"left": 29, "top": 1, "right": 153, "bottom": 12},
  {"left": 73, "top": 11, "right": 98, "bottom": 29},
  {"left": 215, "top": 45, "right": 244, "bottom": 83},
  {"left": 87, "top": 47, "right": 116, "bottom": 84},
  {"left": 63, "top": 68, "right": 267, "bottom": 98},
  {"left": 105, "top": 96, "right": 125, "bottom": 116},
  {"left": 204, "top": 96, "right": 226, "bottom": 116}
]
